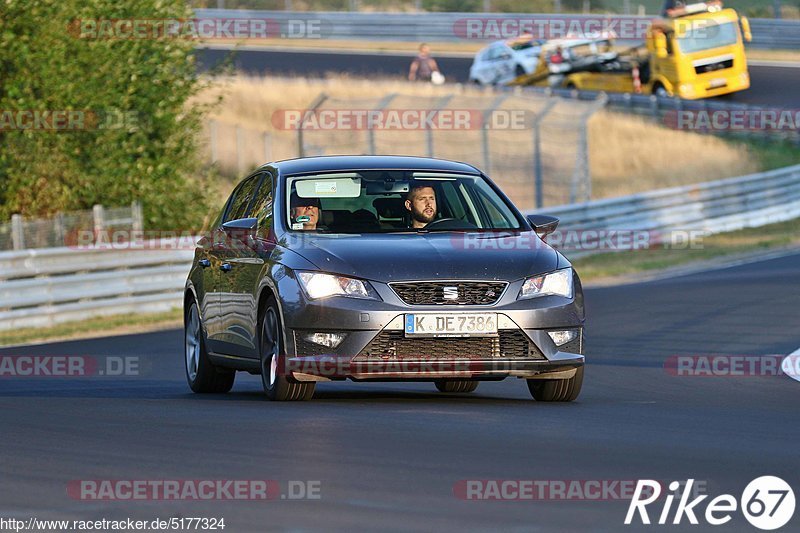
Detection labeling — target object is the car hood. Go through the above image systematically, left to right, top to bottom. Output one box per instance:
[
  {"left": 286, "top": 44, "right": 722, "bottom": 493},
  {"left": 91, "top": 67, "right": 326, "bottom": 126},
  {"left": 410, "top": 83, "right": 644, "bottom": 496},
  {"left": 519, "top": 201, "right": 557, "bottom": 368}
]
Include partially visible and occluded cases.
[{"left": 281, "top": 231, "right": 560, "bottom": 283}]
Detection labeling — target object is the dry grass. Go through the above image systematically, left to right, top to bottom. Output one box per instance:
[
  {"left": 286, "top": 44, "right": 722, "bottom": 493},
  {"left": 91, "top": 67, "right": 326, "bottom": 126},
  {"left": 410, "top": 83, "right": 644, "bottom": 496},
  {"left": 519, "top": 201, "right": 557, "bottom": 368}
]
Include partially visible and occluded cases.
[{"left": 194, "top": 75, "right": 763, "bottom": 207}]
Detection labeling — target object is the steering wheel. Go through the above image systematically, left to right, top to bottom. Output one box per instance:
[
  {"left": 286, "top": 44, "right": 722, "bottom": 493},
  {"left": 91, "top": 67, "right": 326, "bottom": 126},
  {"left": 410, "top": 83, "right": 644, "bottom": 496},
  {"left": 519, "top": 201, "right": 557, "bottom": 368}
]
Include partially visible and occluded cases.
[{"left": 423, "top": 217, "right": 477, "bottom": 230}]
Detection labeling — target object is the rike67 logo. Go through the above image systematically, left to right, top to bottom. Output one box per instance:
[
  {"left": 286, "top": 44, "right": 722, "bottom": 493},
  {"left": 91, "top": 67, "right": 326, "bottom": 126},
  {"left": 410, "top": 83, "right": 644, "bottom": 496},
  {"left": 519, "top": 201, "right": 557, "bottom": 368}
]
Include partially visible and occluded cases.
[{"left": 626, "top": 477, "right": 795, "bottom": 530}]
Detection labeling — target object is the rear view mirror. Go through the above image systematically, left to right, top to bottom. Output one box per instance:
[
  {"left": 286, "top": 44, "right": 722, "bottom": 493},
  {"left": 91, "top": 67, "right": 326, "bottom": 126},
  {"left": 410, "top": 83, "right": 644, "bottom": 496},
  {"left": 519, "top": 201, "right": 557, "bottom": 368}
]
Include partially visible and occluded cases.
[{"left": 527, "top": 214, "right": 559, "bottom": 238}]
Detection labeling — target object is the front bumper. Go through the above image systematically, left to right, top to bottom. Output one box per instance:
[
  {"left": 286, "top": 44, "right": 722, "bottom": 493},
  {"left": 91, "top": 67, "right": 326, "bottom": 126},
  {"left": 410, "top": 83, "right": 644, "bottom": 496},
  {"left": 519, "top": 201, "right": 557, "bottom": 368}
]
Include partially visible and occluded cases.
[{"left": 279, "top": 280, "right": 584, "bottom": 381}]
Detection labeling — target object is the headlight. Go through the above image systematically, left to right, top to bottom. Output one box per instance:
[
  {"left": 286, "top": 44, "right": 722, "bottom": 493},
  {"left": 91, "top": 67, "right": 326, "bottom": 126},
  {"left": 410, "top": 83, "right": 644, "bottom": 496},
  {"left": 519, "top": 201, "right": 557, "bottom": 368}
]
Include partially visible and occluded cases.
[
  {"left": 518, "top": 268, "right": 573, "bottom": 300},
  {"left": 297, "top": 272, "right": 378, "bottom": 300}
]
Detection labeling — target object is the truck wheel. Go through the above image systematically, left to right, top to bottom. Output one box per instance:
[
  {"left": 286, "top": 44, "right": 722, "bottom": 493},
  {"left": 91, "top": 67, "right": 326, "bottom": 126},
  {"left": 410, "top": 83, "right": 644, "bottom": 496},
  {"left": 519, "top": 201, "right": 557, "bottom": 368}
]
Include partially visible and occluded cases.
[
  {"left": 653, "top": 84, "right": 669, "bottom": 97},
  {"left": 260, "top": 296, "right": 315, "bottom": 401},
  {"left": 184, "top": 301, "right": 235, "bottom": 394},
  {"left": 527, "top": 366, "right": 583, "bottom": 402},
  {"left": 435, "top": 380, "right": 479, "bottom": 393}
]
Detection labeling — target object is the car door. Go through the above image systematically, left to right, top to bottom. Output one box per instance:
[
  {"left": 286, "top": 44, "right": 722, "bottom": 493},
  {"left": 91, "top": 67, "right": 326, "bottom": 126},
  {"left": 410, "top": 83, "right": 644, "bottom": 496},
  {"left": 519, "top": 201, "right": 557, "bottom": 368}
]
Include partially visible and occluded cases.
[
  {"left": 217, "top": 171, "right": 272, "bottom": 358},
  {"left": 214, "top": 172, "right": 264, "bottom": 356}
]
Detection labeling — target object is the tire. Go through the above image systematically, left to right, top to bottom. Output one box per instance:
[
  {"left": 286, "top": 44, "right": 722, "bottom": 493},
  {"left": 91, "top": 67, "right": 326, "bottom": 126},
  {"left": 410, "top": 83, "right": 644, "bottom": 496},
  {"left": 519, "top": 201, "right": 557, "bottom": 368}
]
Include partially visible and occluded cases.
[
  {"left": 514, "top": 64, "right": 526, "bottom": 77},
  {"left": 653, "top": 84, "right": 669, "bottom": 98},
  {"left": 260, "top": 296, "right": 315, "bottom": 401},
  {"left": 184, "top": 301, "right": 235, "bottom": 393},
  {"left": 527, "top": 366, "right": 583, "bottom": 402},
  {"left": 434, "top": 380, "right": 479, "bottom": 393}
]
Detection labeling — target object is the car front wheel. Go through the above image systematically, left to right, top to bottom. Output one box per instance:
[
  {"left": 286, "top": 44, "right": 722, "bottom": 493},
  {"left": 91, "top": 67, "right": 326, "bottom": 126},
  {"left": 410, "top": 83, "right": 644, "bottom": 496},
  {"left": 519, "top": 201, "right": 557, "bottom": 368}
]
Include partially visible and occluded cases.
[
  {"left": 260, "top": 297, "right": 315, "bottom": 401},
  {"left": 184, "top": 301, "right": 235, "bottom": 393},
  {"left": 527, "top": 366, "right": 583, "bottom": 402}
]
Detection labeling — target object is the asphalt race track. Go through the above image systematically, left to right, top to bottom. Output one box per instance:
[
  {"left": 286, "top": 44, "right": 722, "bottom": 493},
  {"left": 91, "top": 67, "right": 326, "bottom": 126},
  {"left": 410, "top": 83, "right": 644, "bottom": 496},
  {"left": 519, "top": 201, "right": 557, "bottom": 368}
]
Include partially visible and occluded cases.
[
  {"left": 196, "top": 47, "right": 800, "bottom": 108},
  {"left": 1, "top": 252, "right": 798, "bottom": 531}
]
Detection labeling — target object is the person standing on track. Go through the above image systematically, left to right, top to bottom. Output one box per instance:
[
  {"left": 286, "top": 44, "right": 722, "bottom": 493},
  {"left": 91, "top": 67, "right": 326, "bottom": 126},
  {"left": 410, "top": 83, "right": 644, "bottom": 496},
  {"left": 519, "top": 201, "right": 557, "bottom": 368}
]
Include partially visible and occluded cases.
[{"left": 408, "top": 43, "right": 442, "bottom": 83}]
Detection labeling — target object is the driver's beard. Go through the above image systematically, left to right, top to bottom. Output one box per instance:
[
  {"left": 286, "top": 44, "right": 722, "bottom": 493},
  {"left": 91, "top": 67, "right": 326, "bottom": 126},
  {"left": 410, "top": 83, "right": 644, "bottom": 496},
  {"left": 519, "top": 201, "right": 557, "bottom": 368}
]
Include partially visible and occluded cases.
[{"left": 412, "top": 209, "right": 435, "bottom": 225}]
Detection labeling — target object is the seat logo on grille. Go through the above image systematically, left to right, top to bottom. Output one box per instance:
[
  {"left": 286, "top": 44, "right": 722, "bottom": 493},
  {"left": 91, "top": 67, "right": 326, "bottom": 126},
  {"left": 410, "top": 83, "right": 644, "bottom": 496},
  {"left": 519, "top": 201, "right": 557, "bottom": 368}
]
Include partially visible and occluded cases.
[{"left": 443, "top": 286, "right": 459, "bottom": 300}]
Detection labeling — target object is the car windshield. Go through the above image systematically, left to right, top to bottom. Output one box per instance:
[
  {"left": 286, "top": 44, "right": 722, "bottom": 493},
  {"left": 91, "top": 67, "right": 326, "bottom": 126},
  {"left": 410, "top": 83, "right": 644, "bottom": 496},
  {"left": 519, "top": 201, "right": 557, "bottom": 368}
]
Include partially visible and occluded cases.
[
  {"left": 677, "top": 21, "right": 739, "bottom": 54},
  {"left": 285, "top": 170, "right": 523, "bottom": 234}
]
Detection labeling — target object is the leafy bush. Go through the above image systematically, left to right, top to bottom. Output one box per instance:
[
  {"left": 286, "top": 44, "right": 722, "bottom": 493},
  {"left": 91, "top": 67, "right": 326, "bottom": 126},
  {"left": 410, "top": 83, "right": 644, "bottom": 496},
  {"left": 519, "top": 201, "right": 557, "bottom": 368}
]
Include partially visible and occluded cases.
[{"left": 0, "top": 0, "right": 214, "bottom": 230}]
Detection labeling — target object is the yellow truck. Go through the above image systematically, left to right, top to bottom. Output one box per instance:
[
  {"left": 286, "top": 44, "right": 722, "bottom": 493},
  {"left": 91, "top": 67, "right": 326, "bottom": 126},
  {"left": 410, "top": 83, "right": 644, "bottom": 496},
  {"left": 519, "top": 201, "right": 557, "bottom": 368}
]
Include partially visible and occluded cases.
[{"left": 514, "top": 1, "right": 752, "bottom": 100}]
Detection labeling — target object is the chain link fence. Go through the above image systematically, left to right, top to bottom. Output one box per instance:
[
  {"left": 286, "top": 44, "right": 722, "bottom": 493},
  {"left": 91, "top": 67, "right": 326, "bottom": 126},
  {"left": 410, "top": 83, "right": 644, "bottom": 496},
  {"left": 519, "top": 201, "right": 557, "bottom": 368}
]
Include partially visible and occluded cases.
[
  {"left": 291, "top": 90, "right": 605, "bottom": 209},
  {"left": 0, "top": 203, "right": 143, "bottom": 251}
]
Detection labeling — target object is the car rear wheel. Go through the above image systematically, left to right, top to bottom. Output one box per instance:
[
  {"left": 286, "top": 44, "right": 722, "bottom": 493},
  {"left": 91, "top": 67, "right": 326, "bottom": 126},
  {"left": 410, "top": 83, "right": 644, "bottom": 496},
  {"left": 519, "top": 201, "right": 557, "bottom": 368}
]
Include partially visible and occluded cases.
[
  {"left": 514, "top": 64, "right": 526, "bottom": 77},
  {"left": 260, "top": 297, "right": 315, "bottom": 401},
  {"left": 184, "top": 301, "right": 235, "bottom": 393},
  {"left": 527, "top": 366, "right": 583, "bottom": 402},
  {"left": 435, "top": 380, "right": 479, "bottom": 393}
]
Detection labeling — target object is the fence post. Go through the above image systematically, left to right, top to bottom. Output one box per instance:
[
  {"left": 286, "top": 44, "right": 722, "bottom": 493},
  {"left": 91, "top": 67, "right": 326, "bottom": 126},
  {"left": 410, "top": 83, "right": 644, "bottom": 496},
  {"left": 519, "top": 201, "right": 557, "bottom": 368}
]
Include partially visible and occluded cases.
[
  {"left": 299, "top": 93, "right": 328, "bottom": 157},
  {"left": 369, "top": 93, "right": 397, "bottom": 155},
  {"left": 481, "top": 94, "right": 508, "bottom": 173},
  {"left": 570, "top": 94, "right": 607, "bottom": 204},
  {"left": 427, "top": 95, "right": 454, "bottom": 158},
  {"left": 532, "top": 99, "right": 557, "bottom": 209},
  {"left": 209, "top": 119, "right": 218, "bottom": 163},
  {"left": 236, "top": 126, "right": 244, "bottom": 175},
  {"left": 263, "top": 132, "right": 272, "bottom": 163},
  {"left": 132, "top": 201, "right": 144, "bottom": 233},
  {"left": 93, "top": 204, "right": 105, "bottom": 242},
  {"left": 11, "top": 214, "right": 25, "bottom": 251}
]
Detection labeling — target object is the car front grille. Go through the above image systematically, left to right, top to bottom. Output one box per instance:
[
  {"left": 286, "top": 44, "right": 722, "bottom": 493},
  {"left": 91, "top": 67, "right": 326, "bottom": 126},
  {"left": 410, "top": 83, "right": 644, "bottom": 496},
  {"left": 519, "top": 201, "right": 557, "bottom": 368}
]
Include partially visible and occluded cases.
[
  {"left": 695, "top": 58, "right": 733, "bottom": 75},
  {"left": 389, "top": 281, "right": 507, "bottom": 306},
  {"left": 353, "top": 330, "right": 545, "bottom": 360}
]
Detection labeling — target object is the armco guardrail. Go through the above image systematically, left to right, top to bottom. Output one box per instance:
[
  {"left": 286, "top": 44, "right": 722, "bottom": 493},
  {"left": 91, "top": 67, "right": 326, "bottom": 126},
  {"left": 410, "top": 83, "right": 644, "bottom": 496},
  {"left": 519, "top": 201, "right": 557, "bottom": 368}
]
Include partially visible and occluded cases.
[
  {"left": 195, "top": 10, "right": 800, "bottom": 50},
  {"left": 2, "top": 164, "right": 799, "bottom": 331},
  {"left": 528, "top": 164, "right": 800, "bottom": 257},
  {"left": 0, "top": 244, "right": 195, "bottom": 331}
]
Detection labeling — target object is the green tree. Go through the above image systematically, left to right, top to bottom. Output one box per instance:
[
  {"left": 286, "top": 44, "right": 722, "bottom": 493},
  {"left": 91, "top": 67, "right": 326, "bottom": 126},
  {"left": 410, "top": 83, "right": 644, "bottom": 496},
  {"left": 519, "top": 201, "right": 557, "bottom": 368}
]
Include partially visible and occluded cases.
[{"left": 0, "top": 0, "right": 213, "bottom": 229}]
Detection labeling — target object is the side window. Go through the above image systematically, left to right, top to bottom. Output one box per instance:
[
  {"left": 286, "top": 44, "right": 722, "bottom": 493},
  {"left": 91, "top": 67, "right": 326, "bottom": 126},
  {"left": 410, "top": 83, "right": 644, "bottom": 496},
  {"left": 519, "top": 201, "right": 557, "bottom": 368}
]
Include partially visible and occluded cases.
[
  {"left": 249, "top": 172, "right": 275, "bottom": 237},
  {"left": 225, "top": 174, "right": 261, "bottom": 223}
]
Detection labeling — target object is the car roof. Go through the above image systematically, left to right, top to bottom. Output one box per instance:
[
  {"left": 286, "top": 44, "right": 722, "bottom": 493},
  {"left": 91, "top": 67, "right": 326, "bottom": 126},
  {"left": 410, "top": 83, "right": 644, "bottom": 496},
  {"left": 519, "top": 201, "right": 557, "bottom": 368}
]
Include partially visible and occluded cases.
[{"left": 265, "top": 155, "right": 481, "bottom": 176}]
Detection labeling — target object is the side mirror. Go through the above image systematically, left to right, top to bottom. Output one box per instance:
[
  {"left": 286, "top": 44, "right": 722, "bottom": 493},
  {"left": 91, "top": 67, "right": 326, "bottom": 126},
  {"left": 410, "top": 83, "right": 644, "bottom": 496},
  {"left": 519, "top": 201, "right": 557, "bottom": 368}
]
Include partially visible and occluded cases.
[
  {"left": 740, "top": 16, "right": 752, "bottom": 43},
  {"left": 654, "top": 33, "right": 668, "bottom": 59},
  {"left": 527, "top": 214, "right": 559, "bottom": 238},
  {"left": 222, "top": 217, "right": 258, "bottom": 243}
]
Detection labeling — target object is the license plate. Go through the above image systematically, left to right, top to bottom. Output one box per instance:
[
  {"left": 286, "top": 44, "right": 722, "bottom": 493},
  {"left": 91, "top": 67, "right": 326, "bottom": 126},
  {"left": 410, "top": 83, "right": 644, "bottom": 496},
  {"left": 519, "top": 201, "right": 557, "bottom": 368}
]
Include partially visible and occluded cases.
[
  {"left": 708, "top": 78, "right": 727, "bottom": 88},
  {"left": 404, "top": 313, "right": 498, "bottom": 338}
]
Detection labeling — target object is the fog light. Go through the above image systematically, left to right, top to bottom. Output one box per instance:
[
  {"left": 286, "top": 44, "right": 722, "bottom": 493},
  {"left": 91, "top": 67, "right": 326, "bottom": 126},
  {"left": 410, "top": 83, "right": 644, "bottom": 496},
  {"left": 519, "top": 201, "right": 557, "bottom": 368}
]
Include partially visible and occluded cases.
[
  {"left": 547, "top": 329, "right": 578, "bottom": 347},
  {"left": 303, "top": 332, "right": 346, "bottom": 348}
]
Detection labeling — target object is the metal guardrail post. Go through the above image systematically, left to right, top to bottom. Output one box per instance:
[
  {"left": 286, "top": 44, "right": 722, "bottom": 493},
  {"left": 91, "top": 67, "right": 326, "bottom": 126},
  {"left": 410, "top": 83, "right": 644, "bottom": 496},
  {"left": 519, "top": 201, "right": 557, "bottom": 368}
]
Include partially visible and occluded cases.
[
  {"left": 299, "top": 93, "right": 328, "bottom": 158},
  {"left": 369, "top": 93, "right": 397, "bottom": 155},
  {"left": 481, "top": 94, "right": 508, "bottom": 173},
  {"left": 427, "top": 95, "right": 454, "bottom": 158},
  {"left": 533, "top": 100, "right": 557, "bottom": 209},
  {"left": 132, "top": 201, "right": 144, "bottom": 232},
  {"left": 93, "top": 205, "right": 105, "bottom": 241},
  {"left": 54, "top": 213, "right": 65, "bottom": 247},
  {"left": 11, "top": 214, "right": 24, "bottom": 251}
]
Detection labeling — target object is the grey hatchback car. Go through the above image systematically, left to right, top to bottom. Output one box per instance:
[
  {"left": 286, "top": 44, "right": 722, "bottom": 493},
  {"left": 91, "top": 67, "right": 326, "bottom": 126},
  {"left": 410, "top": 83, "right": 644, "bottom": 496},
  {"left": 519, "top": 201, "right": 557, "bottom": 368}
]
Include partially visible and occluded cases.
[{"left": 184, "top": 156, "right": 585, "bottom": 401}]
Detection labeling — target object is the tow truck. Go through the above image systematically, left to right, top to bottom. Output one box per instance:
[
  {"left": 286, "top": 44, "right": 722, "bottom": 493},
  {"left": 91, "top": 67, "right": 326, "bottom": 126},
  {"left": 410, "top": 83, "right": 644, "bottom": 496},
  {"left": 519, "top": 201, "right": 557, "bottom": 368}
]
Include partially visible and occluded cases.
[{"left": 512, "top": 0, "right": 752, "bottom": 100}]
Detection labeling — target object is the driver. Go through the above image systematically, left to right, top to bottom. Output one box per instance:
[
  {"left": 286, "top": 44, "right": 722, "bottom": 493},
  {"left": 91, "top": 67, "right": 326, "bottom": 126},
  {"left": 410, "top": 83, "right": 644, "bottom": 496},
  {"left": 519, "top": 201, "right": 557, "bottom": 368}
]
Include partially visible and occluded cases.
[
  {"left": 404, "top": 184, "right": 437, "bottom": 228},
  {"left": 290, "top": 192, "right": 322, "bottom": 231}
]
